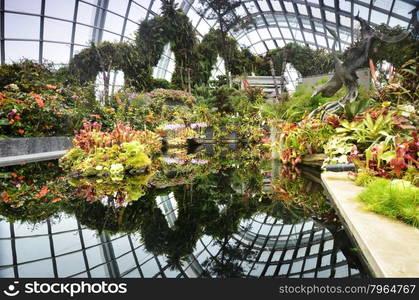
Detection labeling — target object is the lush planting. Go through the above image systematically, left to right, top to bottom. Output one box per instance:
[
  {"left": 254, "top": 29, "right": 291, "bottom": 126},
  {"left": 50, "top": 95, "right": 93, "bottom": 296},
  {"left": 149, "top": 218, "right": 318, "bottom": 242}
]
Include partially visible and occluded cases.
[{"left": 358, "top": 179, "right": 418, "bottom": 228}]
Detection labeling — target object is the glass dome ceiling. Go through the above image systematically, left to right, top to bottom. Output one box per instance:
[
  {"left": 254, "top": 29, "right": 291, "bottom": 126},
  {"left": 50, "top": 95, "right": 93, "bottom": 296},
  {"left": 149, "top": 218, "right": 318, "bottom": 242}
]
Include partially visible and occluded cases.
[
  {"left": 1, "top": 0, "right": 416, "bottom": 64},
  {"left": 0, "top": 1, "right": 417, "bottom": 98}
]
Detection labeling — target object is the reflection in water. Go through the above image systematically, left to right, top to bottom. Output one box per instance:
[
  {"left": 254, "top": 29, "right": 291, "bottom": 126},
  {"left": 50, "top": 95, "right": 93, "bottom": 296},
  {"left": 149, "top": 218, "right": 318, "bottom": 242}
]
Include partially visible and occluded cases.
[{"left": 0, "top": 144, "right": 369, "bottom": 278}]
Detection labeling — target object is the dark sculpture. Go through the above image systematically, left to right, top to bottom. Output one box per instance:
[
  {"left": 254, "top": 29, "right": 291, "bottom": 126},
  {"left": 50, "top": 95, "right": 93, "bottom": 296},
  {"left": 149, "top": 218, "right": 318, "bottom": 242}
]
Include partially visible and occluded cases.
[{"left": 309, "top": 16, "right": 376, "bottom": 120}]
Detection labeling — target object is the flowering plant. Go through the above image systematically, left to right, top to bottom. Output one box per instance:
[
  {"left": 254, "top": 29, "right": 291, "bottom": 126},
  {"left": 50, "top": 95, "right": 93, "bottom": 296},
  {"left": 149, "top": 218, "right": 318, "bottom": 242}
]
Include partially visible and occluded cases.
[{"left": 60, "top": 121, "right": 160, "bottom": 203}]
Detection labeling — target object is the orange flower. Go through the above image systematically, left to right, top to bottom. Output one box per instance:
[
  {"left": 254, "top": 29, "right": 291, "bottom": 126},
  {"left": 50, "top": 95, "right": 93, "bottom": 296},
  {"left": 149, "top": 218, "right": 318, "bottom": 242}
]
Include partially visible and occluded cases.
[
  {"left": 46, "top": 84, "right": 57, "bottom": 89},
  {"left": 30, "top": 92, "right": 45, "bottom": 107},
  {"left": 0, "top": 93, "right": 4, "bottom": 100},
  {"left": 55, "top": 111, "right": 62, "bottom": 115},
  {"left": 90, "top": 114, "right": 101, "bottom": 119},
  {"left": 15, "top": 115, "right": 21, "bottom": 120},
  {"left": 9, "top": 119, "right": 14, "bottom": 125},
  {"left": 45, "top": 125, "right": 53, "bottom": 130},
  {"left": 18, "top": 129, "right": 25, "bottom": 135},
  {"left": 11, "top": 173, "right": 17, "bottom": 178},
  {"left": 17, "top": 175, "right": 24, "bottom": 181},
  {"left": 36, "top": 186, "right": 49, "bottom": 199},
  {"left": 1, "top": 193, "right": 12, "bottom": 203},
  {"left": 51, "top": 198, "right": 62, "bottom": 203}
]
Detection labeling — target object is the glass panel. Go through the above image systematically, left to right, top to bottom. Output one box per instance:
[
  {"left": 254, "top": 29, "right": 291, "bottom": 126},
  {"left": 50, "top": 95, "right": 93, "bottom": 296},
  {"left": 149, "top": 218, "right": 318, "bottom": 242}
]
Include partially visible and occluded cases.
[
  {"left": 5, "top": 0, "right": 41, "bottom": 14},
  {"left": 45, "top": 0, "right": 75, "bottom": 20},
  {"left": 107, "top": 0, "right": 129, "bottom": 16},
  {"left": 151, "top": 0, "right": 161, "bottom": 15},
  {"left": 324, "top": 0, "right": 334, "bottom": 7},
  {"left": 340, "top": 0, "right": 351, "bottom": 12},
  {"left": 77, "top": 1, "right": 96, "bottom": 25},
  {"left": 258, "top": 1, "right": 270, "bottom": 12},
  {"left": 392, "top": 1, "right": 414, "bottom": 16},
  {"left": 245, "top": 2, "right": 259, "bottom": 14},
  {"left": 284, "top": 2, "right": 294, "bottom": 13},
  {"left": 128, "top": 3, "right": 147, "bottom": 23},
  {"left": 297, "top": 4, "right": 308, "bottom": 15},
  {"left": 311, "top": 7, "right": 321, "bottom": 19},
  {"left": 370, "top": 9, "right": 389, "bottom": 25},
  {"left": 325, "top": 11, "right": 335, "bottom": 23},
  {"left": 103, "top": 12, "right": 124, "bottom": 35},
  {"left": 5, "top": 13, "right": 40, "bottom": 39},
  {"left": 340, "top": 15, "right": 351, "bottom": 27},
  {"left": 388, "top": 17, "right": 408, "bottom": 27},
  {"left": 43, "top": 18, "right": 73, "bottom": 43},
  {"left": 124, "top": 20, "right": 139, "bottom": 39},
  {"left": 74, "top": 24, "right": 93, "bottom": 45},
  {"left": 270, "top": 27, "right": 282, "bottom": 39},
  {"left": 258, "top": 28, "right": 271, "bottom": 39},
  {"left": 101, "top": 30, "right": 121, "bottom": 42},
  {"left": 265, "top": 39, "right": 276, "bottom": 50},
  {"left": 5, "top": 41, "right": 39, "bottom": 63},
  {"left": 42, "top": 42, "right": 71, "bottom": 64},
  {"left": 253, "top": 42, "right": 267, "bottom": 54},
  {"left": 56, "top": 252, "right": 86, "bottom": 277},
  {"left": 18, "top": 260, "right": 54, "bottom": 277}
]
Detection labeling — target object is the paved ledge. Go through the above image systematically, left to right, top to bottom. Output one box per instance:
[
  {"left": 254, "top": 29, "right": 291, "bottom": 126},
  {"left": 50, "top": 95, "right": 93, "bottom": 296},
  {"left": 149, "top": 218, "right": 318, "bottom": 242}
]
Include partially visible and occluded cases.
[
  {"left": 0, "top": 151, "right": 66, "bottom": 167},
  {"left": 321, "top": 171, "right": 419, "bottom": 278}
]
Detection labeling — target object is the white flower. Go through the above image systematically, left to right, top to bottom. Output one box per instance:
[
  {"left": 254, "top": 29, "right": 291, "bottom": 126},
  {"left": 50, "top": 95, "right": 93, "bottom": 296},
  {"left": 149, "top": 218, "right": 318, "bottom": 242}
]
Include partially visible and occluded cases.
[{"left": 110, "top": 163, "right": 124, "bottom": 174}]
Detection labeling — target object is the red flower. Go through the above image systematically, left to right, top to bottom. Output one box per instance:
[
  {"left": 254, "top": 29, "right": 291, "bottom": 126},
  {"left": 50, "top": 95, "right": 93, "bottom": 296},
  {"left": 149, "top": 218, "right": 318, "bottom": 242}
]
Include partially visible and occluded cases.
[
  {"left": 15, "top": 115, "right": 21, "bottom": 120},
  {"left": 9, "top": 119, "right": 14, "bottom": 125},
  {"left": 18, "top": 129, "right": 25, "bottom": 135}
]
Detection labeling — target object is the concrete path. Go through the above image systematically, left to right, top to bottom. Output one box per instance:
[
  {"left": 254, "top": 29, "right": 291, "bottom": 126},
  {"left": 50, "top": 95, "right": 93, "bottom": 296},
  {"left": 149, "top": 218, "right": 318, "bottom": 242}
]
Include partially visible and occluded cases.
[{"left": 321, "top": 171, "right": 419, "bottom": 278}]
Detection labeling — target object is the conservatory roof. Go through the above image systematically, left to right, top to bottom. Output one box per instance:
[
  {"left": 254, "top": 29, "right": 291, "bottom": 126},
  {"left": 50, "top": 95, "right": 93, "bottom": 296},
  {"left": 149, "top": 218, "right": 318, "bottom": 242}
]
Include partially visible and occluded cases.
[{"left": 0, "top": 0, "right": 417, "bottom": 76}]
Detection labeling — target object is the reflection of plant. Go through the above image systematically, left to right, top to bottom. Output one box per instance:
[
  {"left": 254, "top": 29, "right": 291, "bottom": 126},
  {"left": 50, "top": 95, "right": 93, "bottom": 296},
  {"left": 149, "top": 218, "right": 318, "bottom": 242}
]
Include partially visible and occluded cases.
[
  {"left": 0, "top": 161, "right": 67, "bottom": 223},
  {"left": 268, "top": 170, "right": 334, "bottom": 223},
  {"left": 358, "top": 178, "right": 419, "bottom": 228},
  {"left": 201, "top": 239, "right": 256, "bottom": 278}
]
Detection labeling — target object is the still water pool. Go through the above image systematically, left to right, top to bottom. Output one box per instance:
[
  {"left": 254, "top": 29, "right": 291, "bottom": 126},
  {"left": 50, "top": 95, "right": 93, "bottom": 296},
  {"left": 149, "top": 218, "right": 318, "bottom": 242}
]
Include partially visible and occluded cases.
[{"left": 0, "top": 144, "right": 369, "bottom": 278}]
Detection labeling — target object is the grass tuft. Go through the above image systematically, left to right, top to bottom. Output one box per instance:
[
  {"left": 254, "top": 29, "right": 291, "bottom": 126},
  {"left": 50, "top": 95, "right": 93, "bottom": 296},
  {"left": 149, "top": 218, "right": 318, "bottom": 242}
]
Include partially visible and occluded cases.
[{"left": 358, "top": 178, "right": 419, "bottom": 228}]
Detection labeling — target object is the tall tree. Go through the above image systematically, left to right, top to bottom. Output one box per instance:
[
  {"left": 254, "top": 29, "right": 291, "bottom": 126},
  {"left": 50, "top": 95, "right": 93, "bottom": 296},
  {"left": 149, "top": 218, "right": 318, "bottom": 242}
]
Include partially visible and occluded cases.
[{"left": 197, "top": 0, "right": 253, "bottom": 86}]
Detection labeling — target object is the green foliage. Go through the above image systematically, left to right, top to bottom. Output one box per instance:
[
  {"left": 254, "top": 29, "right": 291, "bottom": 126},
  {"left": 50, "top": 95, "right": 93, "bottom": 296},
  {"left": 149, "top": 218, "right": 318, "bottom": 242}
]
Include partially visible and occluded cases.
[
  {"left": 371, "top": 25, "right": 419, "bottom": 68},
  {"left": 255, "top": 43, "right": 339, "bottom": 77},
  {"left": 375, "top": 57, "right": 418, "bottom": 104},
  {"left": 0, "top": 61, "right": 100, "bottom": 137},
  {"left": 259, "top": 79, "right": 355, "bottom": 122},
  {"left": 344, "top": 97, "right": 374, "bottom": 121},
  {"left": 336, "top": 112, "right": 394, "bottom": 144},
  {"left": 277, "top": 119, "right": 335, "bottom": 165},
  {"left": 358, "top": 178, "right": 419, "bottom": 228}
]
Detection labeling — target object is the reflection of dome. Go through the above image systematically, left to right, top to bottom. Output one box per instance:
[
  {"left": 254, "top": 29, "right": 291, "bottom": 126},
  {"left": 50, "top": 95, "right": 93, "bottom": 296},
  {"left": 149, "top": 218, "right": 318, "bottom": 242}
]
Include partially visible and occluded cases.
[{"left": 0, "top": 192, "right": 365, "bottom": 278}]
